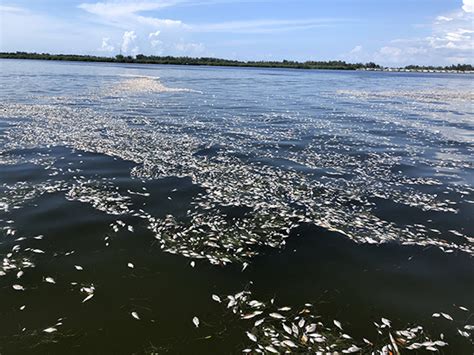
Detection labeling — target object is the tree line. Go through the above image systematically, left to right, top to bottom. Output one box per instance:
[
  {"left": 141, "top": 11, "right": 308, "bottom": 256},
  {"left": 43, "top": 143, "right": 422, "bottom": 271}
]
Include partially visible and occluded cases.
[
  {"left": 0, "top": 52, "right": 472, "bottom": 71},
  {"left": 0, "top": 52, "right": 379, "bottom": 70}
]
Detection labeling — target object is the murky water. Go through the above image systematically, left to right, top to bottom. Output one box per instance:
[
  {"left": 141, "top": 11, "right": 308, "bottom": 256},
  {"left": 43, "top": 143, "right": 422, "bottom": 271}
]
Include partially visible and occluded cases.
[{"left": 0, "top": 59, "right": 473, "bottom": 354}]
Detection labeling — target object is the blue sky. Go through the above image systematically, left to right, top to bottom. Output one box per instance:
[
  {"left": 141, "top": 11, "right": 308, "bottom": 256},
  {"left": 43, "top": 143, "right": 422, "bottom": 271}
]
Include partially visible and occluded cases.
[{"left": 1, "top": 0, "right": 473, "bottom": 65}]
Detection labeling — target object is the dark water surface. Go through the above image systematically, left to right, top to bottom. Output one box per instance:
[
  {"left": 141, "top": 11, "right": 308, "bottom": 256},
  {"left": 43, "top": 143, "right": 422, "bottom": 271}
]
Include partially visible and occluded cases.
[{"left": 0, "top": 59, "right": 473, "bottom": 354}]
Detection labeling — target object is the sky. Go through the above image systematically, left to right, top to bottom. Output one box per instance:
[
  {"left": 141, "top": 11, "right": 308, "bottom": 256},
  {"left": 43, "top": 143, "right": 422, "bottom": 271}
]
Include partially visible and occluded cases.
[{"left": 0, "top": 0, "right": 473, "bottom": 66}]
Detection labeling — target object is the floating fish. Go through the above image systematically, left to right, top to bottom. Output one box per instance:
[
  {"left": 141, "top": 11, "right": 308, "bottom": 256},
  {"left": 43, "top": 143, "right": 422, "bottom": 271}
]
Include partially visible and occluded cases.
[
  {"left": 45, "top": 277, "right": 56, "bottom": 284},
  {"left": 82, "top": 294, "right": 94, "bottom": 303},
  {"left": 211, "top": 294, "right": 221, "bottom": 303},
  {"left": 131, "top": 311, "right": 140, "bottom": 320},
  {"left": 43, "top": 327, "right": 57, "bottom": 333},
  {"left": 246, "top": 331, "right": 257, "bottom": 342}
]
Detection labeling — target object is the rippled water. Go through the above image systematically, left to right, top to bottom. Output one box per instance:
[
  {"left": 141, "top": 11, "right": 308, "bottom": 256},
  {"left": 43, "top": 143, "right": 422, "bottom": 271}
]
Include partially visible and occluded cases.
[{"left": 0, "top": 59, "right": 473, "bottom": 353}]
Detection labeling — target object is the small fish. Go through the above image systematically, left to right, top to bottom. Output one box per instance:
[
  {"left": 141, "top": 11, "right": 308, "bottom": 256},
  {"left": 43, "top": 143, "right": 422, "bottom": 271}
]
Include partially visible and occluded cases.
[
  {"left": 127, "top": 225, "right": 134, "bottom": 232},
  {"left": 190, "top": 261, "right": 195, "bottom": 268},
  {"left": 127, "top": 262, "right": 134, "bottom": 269},
  {"left": 74, "top": 265, "right": 83, "bottom": 271},
  {"left": 45, "top": 277, "right": 56, "bottom": 284},
  {"left": 12, "top": 284, "right": 25, "bottom": 291},
  {"left": 82, "top": 294, "right": 94, "bottom": 303},
  {"left": 211, "top": 294, "right": 221, "bottom": 303},
  {"left": 20, "top": 305, "right": 26, "bottom": 311},
  {"left": 278, "top": 306, "right": 291, "bottom": 311},
  {"left": 131, "top": 311, "right": 140, "bottom": 320},
  {"left": 269, "top": 312, "right": 285, "bottom": 319},
  {"left": 441, "top": 313, "right": 453, "bottom": 321},
  {"left": 192, "top": 316, "right": 200, "bottom": 328},
  {"left": 254, "top": 318, "right": 264, "bottom": 327},
  {"left": 381, "top": 318, "right": 391, "bottom": 327},
  {"left": 333, "top": 320, "right": 342, "bottom": 330},
  {"left": 283, "top": 323, "right": 292, "bottom": 335},
  {"left": 43, "top": 327, "right": 57, "bottom": 333},
  {"left": 246, "top": 331, "right": 257, "bottom": 342},
  {"left": 281, "top": 340, "right": 297, "bottom": 348},
  {"left": 265, "top": 345, "right": 279, "bottom": 353}
]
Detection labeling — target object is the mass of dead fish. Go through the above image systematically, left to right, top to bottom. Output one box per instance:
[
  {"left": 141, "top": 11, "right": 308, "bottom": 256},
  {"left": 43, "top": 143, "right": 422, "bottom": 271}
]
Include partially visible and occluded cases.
[{"left": 0, "top": 71, "right": 473, "bottom": 352}]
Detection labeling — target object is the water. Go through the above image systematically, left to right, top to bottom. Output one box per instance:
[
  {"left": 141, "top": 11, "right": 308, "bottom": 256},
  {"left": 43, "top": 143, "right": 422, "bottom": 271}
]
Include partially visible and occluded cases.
[{"left": 0, "top": 59, "right": 473, "bottom": 353}]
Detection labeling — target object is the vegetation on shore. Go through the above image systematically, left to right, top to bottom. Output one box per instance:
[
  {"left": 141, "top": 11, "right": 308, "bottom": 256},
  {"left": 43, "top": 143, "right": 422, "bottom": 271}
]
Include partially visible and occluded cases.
[
  {"left": 0, "top": 51, "right": 379, "bottom": 70},
  {"left": 1, "top": 52, "right": 472, "bottom": 72}
]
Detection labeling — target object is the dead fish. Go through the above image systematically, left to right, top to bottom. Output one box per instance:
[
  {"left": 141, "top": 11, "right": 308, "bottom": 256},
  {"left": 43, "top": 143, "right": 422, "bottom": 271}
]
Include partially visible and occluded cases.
[
  {"left": 127, "top": 262, "right": 134, "bottom": 269},
  {"left": 74, "top": 265, "right": 83, "bottom": 271},
  {"left": 45, "top": 277, "right": 56, "bottom": 284},
  {"left": 12, "top": 284, "right": 25, "bottom": 291},
  {"left": 82, "top": 294, "right": 94, "bottom": 303},
  {"left": 211, "top": 294, "right": 221, "bottom": 303},
  {"left": 131, "top": 311, "right": 140, "bottom": 320},
  {"left": 242, "top": 311, "right": 263, "bottom": 319},
  {"left": 269, "top": 312, "right": 285, "bottom": 319},
  {"left": 441, "top": 313, "right": 453, "bottom": 321},
  {"left": 193, "top": 316, "right": 199, "bottom": 328},
  {"left": 254, "top": 318, "right": 264, "bottom": 327},
  {"left": 298, "top": 318, "right": 305, "bottom": 328},
  {"left": 283, "top": 323, "right": 292, "bottom": 335},
  {"left": 43, "top": 327, "right": 57, "bottom": 333},
  {"left": 246, "top": 331, "right": 257, "bottom": 342},
  {"left": 281, "top": 340, "right": 297, "bottom": 348},
  {"left": 265, "top": 345, "right": 279, "bottom": 353}
]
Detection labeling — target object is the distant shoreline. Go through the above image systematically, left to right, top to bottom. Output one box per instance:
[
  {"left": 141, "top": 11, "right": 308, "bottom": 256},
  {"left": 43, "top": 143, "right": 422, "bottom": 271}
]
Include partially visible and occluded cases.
[{"left": 1, "top": 52, "right": 473, "bottom": 73}]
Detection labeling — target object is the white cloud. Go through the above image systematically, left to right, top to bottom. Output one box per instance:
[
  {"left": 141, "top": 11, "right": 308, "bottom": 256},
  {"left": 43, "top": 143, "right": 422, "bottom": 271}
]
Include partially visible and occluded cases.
[
  {"left": 462, "top": 0, "right": 473, "bottom": 13},
  {"left": 78, "top": 1, "right": 179, "bottom": 17},
  {"left": 78, "top": 1, "right": 185, "bottom": 31},
  {"left": 367, "top": 1, "right": 474, "bottom": 66},
  {"left": 0, "top": 4, "right": 117, "bottom": 54},
  {"left": 0, "top": 5, "right": 27, "bottom": 13},
  {"left": 435, "top": 16, "right": 453, "bottom": 23},
  {"left": 191, "top": 18, "right": 349, "bottom": 34},
  {"left": 121, "top": 30, "right": 137, "bottom": 53},
  {"left": 148, "top": 30, "right": 162, "bottom": 48},
  {"left": 148, "top": 30, "right": 161, "bottom": 38},
  {"left": 100, "top": 37, "right": 115, "bottom": 52},
  {"left": 174, "top": 41, "right": 205, "bottom": 53},
  {"left": 349, "top": 45, "right": 363, "bottom": 54}
]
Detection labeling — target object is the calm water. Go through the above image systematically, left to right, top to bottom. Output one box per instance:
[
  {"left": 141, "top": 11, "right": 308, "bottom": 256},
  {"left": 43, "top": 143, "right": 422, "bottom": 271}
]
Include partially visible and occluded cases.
[{"left": 0, "top": 59, "right": 473, "bottom": 354}]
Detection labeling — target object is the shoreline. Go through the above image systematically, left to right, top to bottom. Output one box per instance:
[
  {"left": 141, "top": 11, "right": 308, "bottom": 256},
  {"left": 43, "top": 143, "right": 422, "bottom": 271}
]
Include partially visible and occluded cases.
[{"left": 1, "top": 53, "right": 473, "bottom": 73}]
